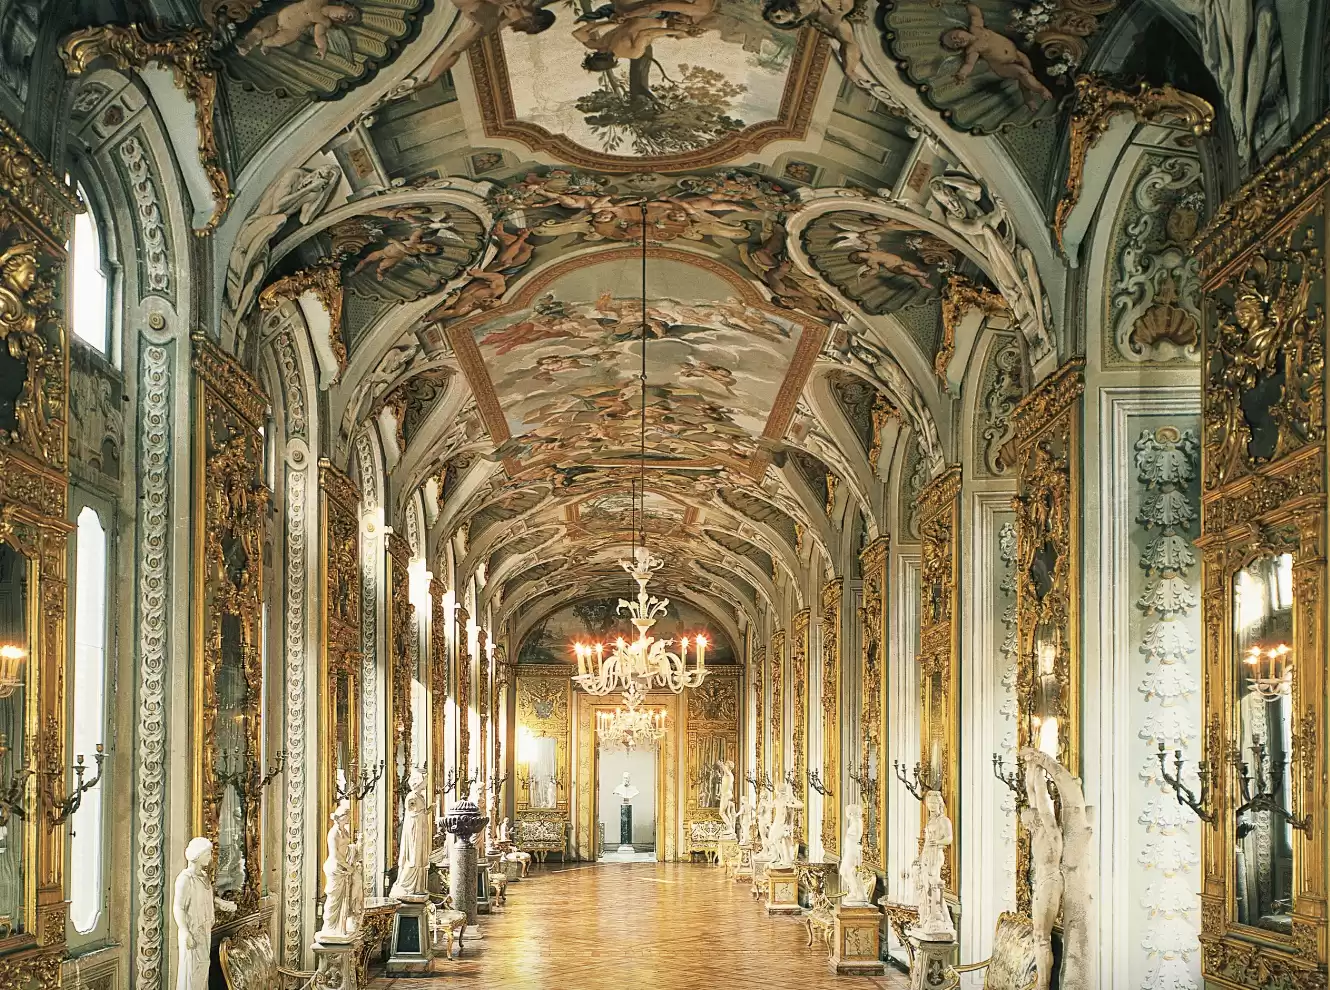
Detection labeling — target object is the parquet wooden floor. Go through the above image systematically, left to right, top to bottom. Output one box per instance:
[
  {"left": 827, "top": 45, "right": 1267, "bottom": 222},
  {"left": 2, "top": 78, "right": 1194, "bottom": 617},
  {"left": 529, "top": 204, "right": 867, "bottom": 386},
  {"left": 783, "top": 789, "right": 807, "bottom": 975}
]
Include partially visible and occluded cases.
[{"left": 370, "top": 861, "right": 911, "bottom": 989}]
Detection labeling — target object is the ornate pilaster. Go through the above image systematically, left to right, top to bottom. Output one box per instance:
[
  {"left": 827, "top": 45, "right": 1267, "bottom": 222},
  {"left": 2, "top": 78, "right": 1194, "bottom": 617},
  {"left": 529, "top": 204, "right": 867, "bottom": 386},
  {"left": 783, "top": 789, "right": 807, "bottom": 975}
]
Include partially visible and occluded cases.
[
  {"left": 386, "top": 532, "right": 412, "bottom": 857},
  {"left": 858, "top": 538, "right": 888, "bottom": 872},
  {"left": 430, "top": 579, "right": 448, "bottom": 810},
  {"left": 820, "top": 579, "right": 843, "bottom": 856},
  {"left": 456, "top": 608, "right": 471, "bottom": 786},
  {"left": 790, "top": 610, "right": 810, "bottom": 845},
  {"left": 477, "top": 627, "right": 490, "bottom": 804},
  {"left": 769, "top": 629, "right": 785, "bottom": 783},
  {"left": 751, "top": 644, "right": 764, "bottom": 781}
]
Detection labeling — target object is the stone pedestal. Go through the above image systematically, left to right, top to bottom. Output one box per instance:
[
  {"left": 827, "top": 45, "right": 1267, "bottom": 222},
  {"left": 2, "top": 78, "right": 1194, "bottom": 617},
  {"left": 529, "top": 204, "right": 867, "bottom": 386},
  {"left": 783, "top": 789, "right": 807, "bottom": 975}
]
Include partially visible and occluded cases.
[
  {"left": 618, "top": 803, "right": 633, "bottom": 852},
  {"left": 449, "top": 837, "right": 479, "bottom": 925},
  {"left": 718, "top": 837, "right": 740, "bottom": 871},
  {"left": 733, "top": 843, "right": 753, "bottom": 881},
  {"left": 476, "top": 859, "right": 492, "bottom": 915},
  {"left": 765, "top": 865, "right": 800, "bottom": 915},
  {"left": 386, "top": 896, "right": 432, "bottom": 976},
  {"left": 829, "top": 904, "right": 885, "bottom": 975},
  {"left": 907, "top": 934, "right": 958, "bottom": 990},
  {"left": 313, "top": 935, "right": 363, "bottom": 990}
]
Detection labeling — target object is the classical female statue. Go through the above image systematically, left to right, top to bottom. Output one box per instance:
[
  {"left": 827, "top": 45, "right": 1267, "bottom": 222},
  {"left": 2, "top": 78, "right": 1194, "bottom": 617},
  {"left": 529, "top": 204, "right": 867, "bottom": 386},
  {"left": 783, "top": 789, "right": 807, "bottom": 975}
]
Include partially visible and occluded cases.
[
  {"left": 717, "top": 760, "right": 737, "bottom": 837},
  {"left": 391, "top": 768, "right": 431, "bottom": 899},
  {"left": 772, "top": 781, "right": 802, "bottom": 869},
  {"left": 909, "top": 791, "right": 955, "bottom": 940},
  {"left": 318, "top": 799, "right": 361, "bottom": 942},
  {"left": 840, "top": 804, "right": 871, "bottom": 904},
  {"left": 173, "top": 837, "right": 237, "bottom": 990}
]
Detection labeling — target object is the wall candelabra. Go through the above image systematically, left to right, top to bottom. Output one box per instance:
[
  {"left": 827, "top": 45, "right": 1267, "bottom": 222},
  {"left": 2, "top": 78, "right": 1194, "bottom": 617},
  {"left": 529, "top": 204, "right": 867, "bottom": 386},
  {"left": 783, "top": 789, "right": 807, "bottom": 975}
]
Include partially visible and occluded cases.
[
  {"left": 0, "top": 733, "right": 29, "bottom": 824},
  {"left": 1232, "top": 736, "right": 1310, "bottom": 835},
  {"left": 1155, "top": 742, "right": 1215, "bottom": 824},
  {"left": 44, "top": 743, "right": 105, "bottom": 826},
  {"left": 215, "top": 748, "right": 286, "bottom": 802},
  {"left": 991, "top": 754, "right": 1028, "bottom": 810},
  {"left": 336, "top": 759, "right": 385, "bottom": 803},
  {"left": 893, "top": 760, "right": 937, "bottom": 803},
  {"left": 806, "top": 768, "right": 831, "bottom": 797}
]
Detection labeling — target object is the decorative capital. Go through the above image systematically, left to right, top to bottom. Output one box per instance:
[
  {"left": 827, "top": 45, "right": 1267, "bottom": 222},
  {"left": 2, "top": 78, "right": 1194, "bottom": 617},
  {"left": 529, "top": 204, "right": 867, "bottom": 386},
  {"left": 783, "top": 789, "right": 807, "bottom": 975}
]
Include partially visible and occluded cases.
[
  {"left": 937, "top": 275, "right": 1007, "bottom": 381},
  {"left": 192, "top": 332, "right": 268, "bottom": 428},
  {"left": 1009, "top": 360, "right": 1085, "bottom": 449},
  {"left": 916, "top": 466, "right": 962, "bottom": 524},
  {"left": 859, "top": 535, "right": 890, "bottom": 572}
]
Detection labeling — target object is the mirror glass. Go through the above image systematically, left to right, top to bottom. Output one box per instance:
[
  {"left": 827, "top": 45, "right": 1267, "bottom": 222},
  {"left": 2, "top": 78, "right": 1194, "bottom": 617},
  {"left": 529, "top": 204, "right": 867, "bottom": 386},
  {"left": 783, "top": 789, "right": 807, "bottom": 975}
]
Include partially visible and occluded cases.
[
  {"left": 0, "top": 544, "right": 27, "bottom": 936},
  {"left": 1232, "top": 552, "right": 1295, "bottom": 935},
  {"left": 215, "top": 614, "right": 248, "bottom": 897},
  {"left": 1030, "top": 622, "right": 1062, "bottom": 759},
  {"left": 334, "top": 671, "right": 352, "bottom": 797},
  {"left": 527, "top": 737, "right": 557, "bottom": 808},
  {"left": 696, "top": 739, "right": 725, "bottom": 808},
  {"left": 864, "top": 741, "right": 880, "bottom": 863}
]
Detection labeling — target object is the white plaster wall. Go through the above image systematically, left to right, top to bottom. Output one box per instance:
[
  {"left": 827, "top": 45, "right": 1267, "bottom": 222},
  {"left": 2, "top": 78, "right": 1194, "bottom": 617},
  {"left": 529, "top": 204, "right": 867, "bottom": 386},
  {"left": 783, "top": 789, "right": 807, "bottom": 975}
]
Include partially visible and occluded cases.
[{"left": 598, "top": 748, "right": 658, "bottom": 849}]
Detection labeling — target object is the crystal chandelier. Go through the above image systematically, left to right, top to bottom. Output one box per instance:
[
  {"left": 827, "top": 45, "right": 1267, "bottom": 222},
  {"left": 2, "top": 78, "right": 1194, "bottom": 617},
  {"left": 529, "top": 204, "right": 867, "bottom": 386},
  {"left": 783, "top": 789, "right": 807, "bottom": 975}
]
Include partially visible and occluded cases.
[
  {"left": 572, "top": 204, "right": 710, "bottom": 701},
  {"left": 596, "top": 697, "right": 667, "bottom": 752}
]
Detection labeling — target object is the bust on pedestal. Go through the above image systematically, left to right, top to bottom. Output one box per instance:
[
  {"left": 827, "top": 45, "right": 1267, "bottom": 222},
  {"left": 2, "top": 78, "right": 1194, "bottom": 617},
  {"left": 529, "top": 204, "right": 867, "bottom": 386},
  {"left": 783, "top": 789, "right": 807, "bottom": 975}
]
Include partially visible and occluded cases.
[{"left": 613, "top": 772, "right": 639, "bottom": 853}]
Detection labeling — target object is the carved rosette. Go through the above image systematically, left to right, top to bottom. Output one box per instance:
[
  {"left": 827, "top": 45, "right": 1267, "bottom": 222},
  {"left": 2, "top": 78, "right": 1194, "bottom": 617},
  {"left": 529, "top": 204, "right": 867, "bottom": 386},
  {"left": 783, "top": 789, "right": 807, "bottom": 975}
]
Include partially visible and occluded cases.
[
  {"left": 1192, "top": 112, "right": 1330, "bottom": 988},
  {"left": 192, "top": 335, "right": 269, "bottom": 918},
  {"left": 1008, "top": 361, "right": 1082, "bottom": 915},
  {"left": 916, "top": 468, "right": 960, "bottom": 893},
  {"left": 386, "top": 532, "right": 413, "bottom": 856},
  {"left": 858, "top": 538, "right": 888, "bottom": 871},
  {"left": 820, "top": 579, "right": 842, "bottom": 856},
  {"left": 790, "top": 609, "right": 810, "bottom": 844},
  {"left": 769, "top": 629, "right": 785, "bottom": 781}
]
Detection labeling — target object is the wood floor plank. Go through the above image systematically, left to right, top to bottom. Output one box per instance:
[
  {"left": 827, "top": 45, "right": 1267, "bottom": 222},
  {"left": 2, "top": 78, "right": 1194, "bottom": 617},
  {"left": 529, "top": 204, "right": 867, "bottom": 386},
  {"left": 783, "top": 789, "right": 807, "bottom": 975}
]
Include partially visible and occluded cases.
[{"left": 370, "top": 862, "right": 911, "bottom": 988}]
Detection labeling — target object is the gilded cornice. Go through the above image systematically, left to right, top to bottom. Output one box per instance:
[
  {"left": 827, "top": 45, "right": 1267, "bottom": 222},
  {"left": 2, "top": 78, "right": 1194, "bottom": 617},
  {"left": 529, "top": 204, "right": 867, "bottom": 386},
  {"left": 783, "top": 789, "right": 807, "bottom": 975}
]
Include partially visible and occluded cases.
[
  {"left": 60, "top": 24, "right": 229, "bottom": 231},
  {"left": 1055, "top": 75, "right": 1213, "bottom": 253},
  {"left": 1194, "top": 106, "right": 1330, "bottom": 279},
  {"left": 0, "top": 118, "right": 81, "bottom": 243},
  {"left": 258, "top": 263, "right": 346, "bottom": 375},
  {"left": 937, "top": 275, "right": 1006, "bottom": 381},
  {"left": 192, "top": 333, "right": 267, "bottom": 428},
  {"left": 1009, "top": 360, "right": 1085, "bottom": 447},
  {"left": 319, "top": 459, "right": 360, "bottom": 511},
  {"left": 916, "top": 466, "right": 962, "bottom": 523},
  {"left": 386, "top": 531, "right": 411, "bottom": 564},
  {"left": 859, "top": 535, "right": 890, "bottom": 572},
  {"left": 820, "top": 577, "right": 843, "bottom": 615},
  {"left": 517, "top": 662, "right": 576, "bottom": 678}
]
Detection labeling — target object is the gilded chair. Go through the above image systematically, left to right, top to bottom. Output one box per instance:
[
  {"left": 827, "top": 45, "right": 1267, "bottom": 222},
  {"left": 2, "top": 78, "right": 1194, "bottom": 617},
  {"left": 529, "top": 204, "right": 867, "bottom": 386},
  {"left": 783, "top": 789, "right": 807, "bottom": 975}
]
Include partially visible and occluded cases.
[{"left": 219, "top": 929, "right": 317, "bottom": 990}]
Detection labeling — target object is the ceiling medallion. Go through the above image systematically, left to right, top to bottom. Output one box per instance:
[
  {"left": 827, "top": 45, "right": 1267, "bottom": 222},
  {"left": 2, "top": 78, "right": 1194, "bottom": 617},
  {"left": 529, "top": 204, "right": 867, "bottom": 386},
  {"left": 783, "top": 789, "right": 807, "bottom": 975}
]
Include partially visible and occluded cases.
[{"left": 572, "top": 205, "right": 711, "bottom": 702}]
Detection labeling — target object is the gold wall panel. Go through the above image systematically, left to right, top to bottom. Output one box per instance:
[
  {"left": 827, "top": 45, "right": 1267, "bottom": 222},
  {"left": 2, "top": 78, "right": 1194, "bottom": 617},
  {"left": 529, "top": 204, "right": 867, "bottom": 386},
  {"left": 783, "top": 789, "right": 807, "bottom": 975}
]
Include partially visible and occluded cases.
[
  {"left": 1192, "top": 109, "right": 1330, "bottom": 990},
  {"left": 0, "top": 117, "right": 76, "bottom": 979},
  {"left": 191, "top": 335, "right": 268, "bottom": 918},
  {"left": 1008, "top": 361, "right": 1083, "bottom": 916},
  {"left": 319, "top": 462, "right": 362, "bottom": 837},
  {"left": 917, "top": 469, "right": 960, "bottom": 895},
  {"left": 385, "top": 533, "right": 412, "bottom": 859},
  {"left": 858, "top": 538, "right": 888, "bottom": 873},
  {"left": 430, "top": 579, "right": 447, "bottom": 811},
  {"left": 820, "top": 579, "right": 843, "bottom": 856},
  {"left": 456, "top": 607, "right": 471, "bottom": 785},
  {"left": 790, "top": 609, "right": 810, "bottom": 847},
  {"left": 478, "top": 627, "right": 489, "bottom": 795},
  {"left": 769, "top": 629, "right": 785, "bottom": 782},
  {"left": 751, "top": 644, "right": 765, "bottom": 779},
  {"left": 515, "top": 666, "right": 571, "bottom": 849},
  {"left": 683, "top": 675, "right": 740, "bottom": 857}
]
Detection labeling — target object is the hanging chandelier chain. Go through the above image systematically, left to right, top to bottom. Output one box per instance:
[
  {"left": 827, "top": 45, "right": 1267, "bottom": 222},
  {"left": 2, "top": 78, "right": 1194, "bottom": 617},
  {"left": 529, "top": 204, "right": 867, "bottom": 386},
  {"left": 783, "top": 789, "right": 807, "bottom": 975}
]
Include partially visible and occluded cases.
[{"left": 638, "top": 200, "right": 648, "bottom": 554}]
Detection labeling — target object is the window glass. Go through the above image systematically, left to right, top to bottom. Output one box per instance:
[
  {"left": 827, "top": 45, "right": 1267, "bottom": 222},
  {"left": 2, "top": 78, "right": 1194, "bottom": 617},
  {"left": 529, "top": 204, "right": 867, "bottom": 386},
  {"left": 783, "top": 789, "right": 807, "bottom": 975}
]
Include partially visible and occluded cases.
[
  {"left": 71, "top": 189, "right": 109, "bottom": 354},
  {"left": 70, "top": 507, "right": 107, "bottom": 935}
]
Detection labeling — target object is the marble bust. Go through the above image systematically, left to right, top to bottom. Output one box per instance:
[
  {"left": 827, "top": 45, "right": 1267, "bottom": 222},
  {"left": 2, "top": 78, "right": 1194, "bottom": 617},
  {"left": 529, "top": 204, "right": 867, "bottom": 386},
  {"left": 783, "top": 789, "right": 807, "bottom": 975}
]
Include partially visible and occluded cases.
[{"left": 613, "top": 771, "right": 639, "bottom": 803}]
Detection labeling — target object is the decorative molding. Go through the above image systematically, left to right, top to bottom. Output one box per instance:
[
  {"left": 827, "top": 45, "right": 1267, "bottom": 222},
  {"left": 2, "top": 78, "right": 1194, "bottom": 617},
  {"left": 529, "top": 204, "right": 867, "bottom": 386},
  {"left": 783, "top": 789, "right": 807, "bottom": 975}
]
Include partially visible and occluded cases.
[
  {"left": 60, "top": 25, "right": 229, "bottom": 231},
  {"left": 1055, "top": 76, "right": 1213, "bottom": 253},
  {"left": 0, "top": 116, "right": 81, "bottom": 242},
  {"left": 116, "top": 135, "right": 172, "bottom": 299},
  {"left": 259, "top": 264, "right": 346, "bottom": 379},
  {"left": 937, "top": 274, "right": 1006, "bottom": 381},
  {"left": 980, "top": 336, "right": 1023, "bottom": 476},
  {"left": 133, "top": 340, "right": 171, "bottom": 990},
  {"left": 354, "top": 431, "right": 381, "bottom": 900},
  {"left": 859, "top": 537, "right": 888, "bottom": 872},
  {"left": 820, "top": 579, "right": 842, "bottom": 856},
  {"left": 791, "top": 609, "right": 810, "bottom": 846},
  {"left": 769, "top": 629, "right": 785, "bottom": 782},
  {"left": 751, "top": 643, "right": 764, "bottom": 781}
]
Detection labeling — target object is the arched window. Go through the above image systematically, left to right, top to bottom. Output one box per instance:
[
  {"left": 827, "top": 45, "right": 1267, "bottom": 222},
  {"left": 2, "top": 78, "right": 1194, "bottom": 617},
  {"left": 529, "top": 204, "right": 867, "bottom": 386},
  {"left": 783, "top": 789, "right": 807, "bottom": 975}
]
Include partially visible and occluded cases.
[
  {"left": 70, "top": 186, "right": 110, "bottom": 355},
  {"left": 69, "top": 506, "right": 107, "bottom": 935}
]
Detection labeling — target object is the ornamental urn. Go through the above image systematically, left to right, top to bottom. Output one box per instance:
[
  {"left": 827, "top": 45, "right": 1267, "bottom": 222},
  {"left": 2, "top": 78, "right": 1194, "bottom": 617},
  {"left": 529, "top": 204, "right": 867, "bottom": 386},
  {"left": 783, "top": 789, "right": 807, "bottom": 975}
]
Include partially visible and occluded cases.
[{"left": 442, "top": 799, "right": 488, "bottom": 843}]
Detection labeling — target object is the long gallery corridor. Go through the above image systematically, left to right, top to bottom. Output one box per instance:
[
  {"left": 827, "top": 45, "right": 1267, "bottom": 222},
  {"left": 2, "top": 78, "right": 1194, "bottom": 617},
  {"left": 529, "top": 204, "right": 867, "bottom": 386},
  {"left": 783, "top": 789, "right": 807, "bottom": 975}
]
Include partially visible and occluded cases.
[{"left": 370, "top": 865, "right": 909, "bottom": 989}]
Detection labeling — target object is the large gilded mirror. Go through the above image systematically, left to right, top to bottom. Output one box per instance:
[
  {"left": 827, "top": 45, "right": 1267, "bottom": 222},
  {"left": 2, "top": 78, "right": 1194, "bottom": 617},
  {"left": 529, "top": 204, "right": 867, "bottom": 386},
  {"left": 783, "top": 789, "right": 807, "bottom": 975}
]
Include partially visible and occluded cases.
[
  {"left": 321, "top": 464, "right": 364, "bottom": 836},
  {"left": 0, "top": 542, "right": 30, "bottom": 938},
  {"left": 1231, "top": 552, "right": 1296, "bottom": 935},
  {"left": 523, "top": 735, "right": 558, "bottom": 809}
]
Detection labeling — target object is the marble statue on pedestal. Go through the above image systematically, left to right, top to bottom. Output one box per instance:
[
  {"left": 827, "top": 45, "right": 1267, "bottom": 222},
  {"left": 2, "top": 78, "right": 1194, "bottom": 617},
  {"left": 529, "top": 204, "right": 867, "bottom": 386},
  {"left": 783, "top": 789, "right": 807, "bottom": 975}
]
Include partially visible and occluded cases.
[
  {"left": 1021, "top": 748, "right": 1095, "bottom": 990},
  {"left": 718, "top": 761, "right": 736, "bottom": 838},
  {"left": 391, "top": 768, "right": 431, "bottom": 900},
  {"left": 771, "top": 781, "right": 802, "bottom": 869},
  {"left": 755, "top": 789, "right": 776, "bottom": 860},
  {"left": 908, "top": 791, "right": 955, "bottom": 941},
  {"left": 736, "top": 795, "right": 753, "bottom": 846},
  {"left": 318, "top": 799, "right": 364, "bottom": 943},
  {"left": 840, "top": 804, "right": 871, "bottom": 904},
  {"left": 173, "top": 837, "right": 237, "bottom": 990}
]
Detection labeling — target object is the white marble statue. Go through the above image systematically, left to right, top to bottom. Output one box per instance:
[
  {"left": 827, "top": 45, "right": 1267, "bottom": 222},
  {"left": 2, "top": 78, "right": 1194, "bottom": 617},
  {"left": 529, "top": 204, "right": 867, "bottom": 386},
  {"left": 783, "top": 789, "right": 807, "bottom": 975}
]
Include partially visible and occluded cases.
[
  {"left": 223, "top": 164, "right": 341, "bottom": 338},
  {"left": 929, "top": 170, "right": 1050, "bottom": 363},
  {"left": 1022, "top": 748, "right": 1095, "bottom": 990},
  {"left": 717, "top": 760, "right": 737, "bottom": 837},
  {"left": 390, "top": 767, "right": 431, "bottom": 899},
  {"left": 613, "top": 771, "right": 639, "bottom": 803},
  {"left": 542, "top": 775, "right": 557, "bottom": 809},
  {"left": 771, "top": 781, "right": 802, "bottom": 869},
  {"left": 754, "top": 789, "right": 776, "bottom": 860},
  {"left": 909, "top": 791, "right": 955, "bottom": 941},
  {"left": 736, "top": 795, "right": 754, "bottom": 847},
  {"left": 318, "top": 799, "right": 363, "bottom": 943},
  {"left": 840, "top": 804, "right": 871, "bottom": 905},
  {"left": 173, "top": 837, "right": 237, "bottom": 990}
]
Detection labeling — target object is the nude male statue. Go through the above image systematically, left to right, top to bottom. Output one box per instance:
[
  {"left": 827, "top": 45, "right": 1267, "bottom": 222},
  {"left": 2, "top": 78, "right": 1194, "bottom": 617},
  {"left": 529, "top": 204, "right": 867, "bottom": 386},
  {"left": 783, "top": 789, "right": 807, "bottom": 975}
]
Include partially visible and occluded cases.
[{"left": 941, "top": 3, "right": 1052, "bottom": 110}]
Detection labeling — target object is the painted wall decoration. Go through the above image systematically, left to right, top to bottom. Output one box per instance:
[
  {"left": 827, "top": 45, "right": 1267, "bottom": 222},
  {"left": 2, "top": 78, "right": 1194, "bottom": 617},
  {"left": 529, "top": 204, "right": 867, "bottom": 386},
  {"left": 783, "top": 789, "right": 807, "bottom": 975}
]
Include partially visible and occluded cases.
[
  {"left": 880, "top": 0, "right": 1118, "bottom": 133},
  {"left": 329, "top": 203, "right": 487, "bottom": 302},
  {"left": 802, "top": 211, "right": 956, "bottom": 313},
  {"left": 517, "top": 595, "right": 736, "bottom": 664}
]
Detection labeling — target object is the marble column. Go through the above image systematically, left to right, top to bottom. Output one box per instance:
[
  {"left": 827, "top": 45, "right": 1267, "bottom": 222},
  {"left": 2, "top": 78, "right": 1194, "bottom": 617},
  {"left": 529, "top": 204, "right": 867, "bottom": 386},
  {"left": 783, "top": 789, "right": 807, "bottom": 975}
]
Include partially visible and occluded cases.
[{"left": 450, "top": 839, "right": 479, "bottom": 926}]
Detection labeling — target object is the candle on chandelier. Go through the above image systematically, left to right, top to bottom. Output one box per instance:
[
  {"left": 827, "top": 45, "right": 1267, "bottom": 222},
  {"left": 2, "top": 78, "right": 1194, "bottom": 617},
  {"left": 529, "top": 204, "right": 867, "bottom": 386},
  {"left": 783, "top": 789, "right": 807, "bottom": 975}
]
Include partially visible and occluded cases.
[{"left": 696, "top": 634, "right": 707, "bottom": 668}]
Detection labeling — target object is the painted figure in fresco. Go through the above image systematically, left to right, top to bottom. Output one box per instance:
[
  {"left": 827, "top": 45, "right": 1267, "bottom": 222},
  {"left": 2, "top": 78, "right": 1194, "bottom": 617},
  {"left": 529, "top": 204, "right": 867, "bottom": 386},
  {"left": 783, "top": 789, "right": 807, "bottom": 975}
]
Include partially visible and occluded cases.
[
  {"left": 236, "top": 0, "right": 361, "bottom": 58},
  {"left": 420, "top": 0, "right": 558, "bottom": 86},
  {"left": 576, "top": 0, "right": 717, "bottom": 25},
  {"left": 761, "top": 0, "right": 862, "bottom": 81},
  {"left": 940, "top": 3, "right": 1052, "bottom": 111},
  {"left": 573, "top": 16, "right": 698, "bottom": 70},
  {"left": 352, "top": 228, "right": 443, "bottom": 281},
  {"left": 849, "top": 247, "right": 933, "bottom": 288},
  {"left": 423, "top": 268, "right": 508, "bottom": 324},
  {"left": 173, "top": 837, "right": 237, "bottom": 990}
]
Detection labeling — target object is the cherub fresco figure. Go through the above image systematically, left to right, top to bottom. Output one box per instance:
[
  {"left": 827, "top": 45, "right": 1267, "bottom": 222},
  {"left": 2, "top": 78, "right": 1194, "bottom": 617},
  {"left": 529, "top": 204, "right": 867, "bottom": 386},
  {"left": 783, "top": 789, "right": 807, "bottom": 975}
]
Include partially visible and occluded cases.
[
  {"left": 236, "top": 0, "right": 360, "bottom": 58},
  {"left": 420, "top": 0, "right": 557, "bottom": 85},
  {"left": 762, "top": 0, "right": 862, "bottom": 81},
  {"left": 940, "top": 3, "right": 1052, "bottom": 111},
  {"left": 573, "top": 16, "right": 696, "bottom": 70},
  {"left": 352, "top": 228, "right": 442, "bottom": 280},
  {"left": 849, "top": 247, "right": 933, "bottom": 287},
  {"left": 423, "top": 268, "right": 508, "bottom": 324}
]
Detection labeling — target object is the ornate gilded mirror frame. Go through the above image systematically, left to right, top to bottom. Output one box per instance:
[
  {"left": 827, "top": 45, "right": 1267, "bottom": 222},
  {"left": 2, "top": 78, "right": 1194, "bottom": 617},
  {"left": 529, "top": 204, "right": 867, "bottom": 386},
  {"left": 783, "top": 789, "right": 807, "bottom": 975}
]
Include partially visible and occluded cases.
[
  {"left": 1192, "top": 112, "right": 1329, "bottom": 987},
  {"left": 0, "top": 119, "right": 80, "bottom": 984},
  {"left": 191, "top": 336, "right": 269, "bottom": 918},
  {"left": 1008, "top": 361, "right": 1083, "bottom": 915},
  {"left": 319, "top": 462, "right": 363, "bottom": 836},
  {"left": 917, "top": 468, "right": 961, "bottom": 896},
  {"left": 385, "top": 533, "right": 413, "bottom": 858},
  {"left": 858, "top": 538, "right": 888, "bottom": 873},
  {"left": 430, "top": 578, "right": 448, "bottom": 809},
  {"left": 820, "top": 579, "right": 842, "bottom": 857},
  {"left": 456, "top": 606, "right": 471, "bottom": 785},
  {"left": 790, "top": 609, "right": 810, "bottom": 848},
  {"left": 769, "top": 629, "right": 785, "bottom": 782},
  {"left": 751, "top": 642, "right": 764, "bottom": 781},
  {"left": 515, "top": 665, "right": 570, "bottom": 849},
  {"left": 683, "top": 673, "right": 740, "bottom": 858}
]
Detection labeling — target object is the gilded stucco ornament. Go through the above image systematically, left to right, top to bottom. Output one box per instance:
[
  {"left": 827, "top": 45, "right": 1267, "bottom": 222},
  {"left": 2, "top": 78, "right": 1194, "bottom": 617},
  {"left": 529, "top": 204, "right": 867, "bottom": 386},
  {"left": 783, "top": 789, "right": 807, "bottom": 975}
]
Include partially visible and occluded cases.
[
  {"left": 60, "top": 25, "right": 229, "bottom": 231},
  {"left": 1054, "top": 76, "right": 1213, "bottom": 254},
  {"left": 259, "top": 263, "right": 346, "bottom": 379},
  {"left": 937, "top": 273, "right": 1008, "bottom": 382}
]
